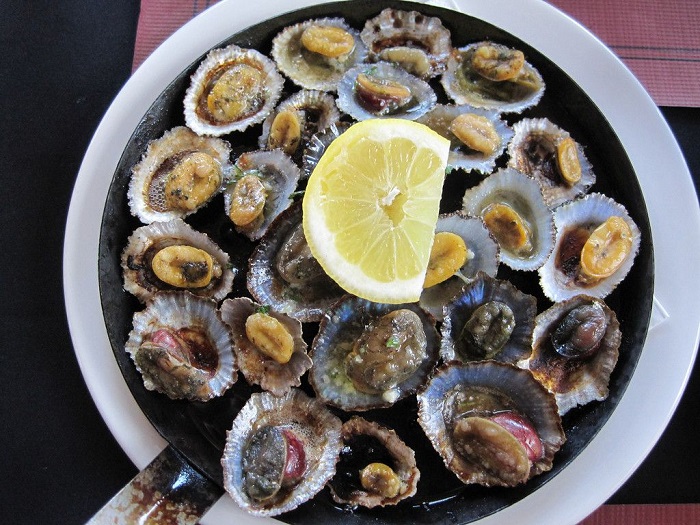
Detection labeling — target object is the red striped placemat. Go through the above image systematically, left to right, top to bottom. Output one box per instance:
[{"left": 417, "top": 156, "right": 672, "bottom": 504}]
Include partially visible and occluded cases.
[
  {"left": 132, "top": 0, "right": 700, "bottom": 106},
  {"left": 579, "top": 504, "right": 700, "bottom": 524}
]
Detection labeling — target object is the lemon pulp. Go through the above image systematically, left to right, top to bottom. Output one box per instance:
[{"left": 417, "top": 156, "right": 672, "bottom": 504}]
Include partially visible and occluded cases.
[{"left": 303, "top": 119, "right": 450, "bottom": 303}]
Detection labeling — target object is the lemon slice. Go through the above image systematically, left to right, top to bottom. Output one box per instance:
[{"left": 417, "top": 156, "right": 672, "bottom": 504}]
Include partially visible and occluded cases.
[{"left": 303, "top": 119, "right": 450, "bottom": 303}]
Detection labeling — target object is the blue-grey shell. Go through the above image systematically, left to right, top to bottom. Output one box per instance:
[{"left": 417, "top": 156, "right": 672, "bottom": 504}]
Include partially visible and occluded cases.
[
  {"left": 441, "top": 272, "right": 536, "bottom": 364},
  {"left": 309, "top": 295, "right": 440, "bottom": 411},
  {"left": 417, "top": 361, "right": 565, "bottom": 486}
]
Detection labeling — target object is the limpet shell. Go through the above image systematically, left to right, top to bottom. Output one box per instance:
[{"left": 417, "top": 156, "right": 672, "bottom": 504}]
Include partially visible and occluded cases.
[
  {"left": 360, "top": 8, "right": 452, "bottom": 79},
  {"left": 271, "top": 17, "right": 368, "bottom": 92},
  {"left": 441, "top": 42, "right": 545, "bottom": 113},
  {"left": 183, "top": 45, "right": 284, "bottom": 136},
  {"left": 336, "top": 61, "right": 437, "bottom": 121},
  {"left": 258, "top": 89, "right": 341, "bottom": 159},
  {"left": 417, "top": 104, "right": 513, "bottom": 174},
  {"left": 508, "top": 118, "right": 595, "bottom": 208},
  {"left": 301, "top": 121, "right": 351, "bottom": 179},
  {"left": 127, "top": 126, "right": 231, "bottom": 224},
  {"left": 223, "top": 149, "right": 301, "bottom": 241},
  {"left": 462, "top": 168, "right": 555, "bottom": 271},
  {"left": 538, "top": 192, "right": 642, "bottom": 301},
  {"left": 247, "top": 201, "right": 344, "bottom": 323},
  {"left": 121, "top": 219, "right": 235, "bottom": 303},
  {"left": 440, "top": 272, "right": 537, "bottom": 364},
  {"left": 125, "top": 291, "right": 237, "bottom": 401},
  {"left": 309, "top": 295, "right": 440, "bottom": 411},
  {"left": 520, "top": 295, "right": 621, "bottom": 415},
  {"left": 220, "top": 297, "right": 311, "bottom": 396},
  {"left": 417, "top": 361, "right": 565, "bottom": 487},
  {"left": 222, "top": 389, "right": 343, "bottom": 516},
  {"left": 329, "top": 416, "right": 420, "bottom": 508}
]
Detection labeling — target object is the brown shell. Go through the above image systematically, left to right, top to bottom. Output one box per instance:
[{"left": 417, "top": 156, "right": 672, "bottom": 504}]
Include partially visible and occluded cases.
[
  {"left": 520, "top": 295, "right": 621, "bottom": 415},
  {"left": 219, "top": 297, "right": 311, "bottom": 396},
  {"left": 329, "top": 417, "right": 419, "bottom": 508}
]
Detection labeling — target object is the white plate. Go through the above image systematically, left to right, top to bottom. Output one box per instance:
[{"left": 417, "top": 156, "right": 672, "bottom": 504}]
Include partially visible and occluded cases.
[{"left": 63, "top": 0, "right": 700, "bottom": 523}]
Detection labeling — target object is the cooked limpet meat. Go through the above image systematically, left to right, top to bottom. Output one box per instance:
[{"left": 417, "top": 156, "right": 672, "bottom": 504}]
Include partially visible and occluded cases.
[
  {"left": 360, "top": 8, "right": 452, "bottom": 78},
  {"left": 271, "top": 17, "right": 367, "bottom": 92},
  {"left": 301, "top": 24, "right": 356, "bottom": 58},
  {"left": 441, "top": 41, "right": 544, "bottom": 113},
  {"left": 471, "top": 43, "right": 525, "bottom": 81},
  {"left": 183, "top": 45, "right": 284, "bottom": 136},
  {"left": 336, "top": 62, "right": 437, "bottom": 121},
  {"left": 258, "top": 90, "right": 341, "bottom": 159},
  {"left": 417, "top": 104, "right": 513, "bottom": 174},
  {"left": 267, "top": 110, "right": 302, "bottom": 156},
  {"left": 508, "top": 118, "right": 595, "bottom": 208},
  {"left": 128, "top": 126, "right": 230, "bottom": 224},
  {"left": 224, "top": 149, "right": 300, "bottom": 241},
  {"left": 463, "top": 168, "right": 555, "bottom": 271},
  {"left": 538, "top": 193, "right": 641, "bottom": 301},
  {"left": 247, "top": 202, "right": 344, "bottom": 323},
  {"left": 419, "top": 213, "right": 500, "bottom": 321},
  {"left": 579, "top": 216, "right": 634, "bottom": 280},
  {"left": 121, "top": 219, "right": 235, "bottom": 303},
  {"left": 423, "top": 231, "right": 469, "bottom": 289},
  {"left": 441, "top": 272, "right": 536, "bottom": 364},
  {"left": 125, "top": 291, "right": 237, "bottom": 401},
  {"left": 309, "top": 295, "right": 440, "bottom": 411},
  {"left": 519, "top": 295, "right": 621, "bottom": 415},
  {"left": 220, "top": 297, "right": 311, "bottom": 396},
  {"left": 345, "top": 309, "right": 428, "bottom": 395},
  {"left": 417, "top": 361, "right": 565, "bottom": 487},
  {"left": 222, "top": 389, "right": 343, "bottom": 516},
  {"left": 329, "top": 416, "right": 420, "bottom": 508}
]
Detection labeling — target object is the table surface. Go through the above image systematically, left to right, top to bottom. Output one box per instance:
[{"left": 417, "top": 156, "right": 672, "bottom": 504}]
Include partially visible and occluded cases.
[{"left": 1, "top": 1, "right": 699, "bottom": 524}]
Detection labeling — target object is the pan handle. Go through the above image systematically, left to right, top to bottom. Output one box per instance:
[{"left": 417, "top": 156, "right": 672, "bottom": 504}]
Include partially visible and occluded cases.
[{"left": 86, "top": 445, "right": 223, "bottom": 524}]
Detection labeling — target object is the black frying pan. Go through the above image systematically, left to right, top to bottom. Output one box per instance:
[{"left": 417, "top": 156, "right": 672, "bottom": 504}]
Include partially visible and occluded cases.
[{"left": 95, "top": 1, "right": 654, "bottom": 523}]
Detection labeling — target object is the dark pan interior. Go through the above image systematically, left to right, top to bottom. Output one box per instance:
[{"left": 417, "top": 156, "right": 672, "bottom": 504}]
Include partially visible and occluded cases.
[{"left": 97, "top": 1, "right": 654, "bottom": 523}]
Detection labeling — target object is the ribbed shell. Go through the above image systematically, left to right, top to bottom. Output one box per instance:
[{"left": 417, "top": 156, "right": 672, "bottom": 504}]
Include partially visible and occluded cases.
[
  {"left": 360, "top": 8, "right": 452, "bottom": 79},
  {"left": 271, "top": 17, "right": 368, "bottom": 92},
  {"left": 441, "top": 43, "right": 545, "bottom": 113},
  {"left": 183, "top": 45, "right": 284, "bottom": 135},
  {"left": 336, "top": 61, "right": 437, "bottom": 121},
  {"left": 258, "top": 89, "right": 341, "bottom": 158},
  {"left": 417, "top": 104, "right": 513, "bottom": 174},
  {"left": 507, "top": 118, "right": 595, "bottom": 208},
  {"left": 301, "top": 121, "right": 351, "bottom": 179},
  {"left": 127, "top": 126, "right": 231, "bottom": 224},
  {"left": 224, "top": 149, "right": 300, "bottom": 240},
  {"left": 462, "top": 168, "right": 555, "bottom": 271},
  {"left": 538, "top": 193, "right": 642, "bottom": 301},
  {"left": 247, "top": 202, "right": 344, "bottom": 322},
  {"left": 419, "top": 212, "right": 500, "bottom": 321},
  {"left": 121, "top": 219, "right": 235, "bottom": 303},
  {"left": 440, "top": 272, "right": 537, "bottom": 364},
  {"left": 125, "top": 291, "right": 237, "bottom": 401},
  {"left": 308, "top": 295, "right": 440, "bottom": 411},
  {"left": 520, "top": 295, "right": 621, "bottom": 415},
  {"left": 219, "top": 297, "right": 311, "bottom": 396},
  {"left": 417, "top": 361, "right": 565, "bottom": 487},
  {"left": 221, "top": 389, "right": 343, "bottom": 516},
  {"left": 329, "top": 416, "right": 420, "bottom": 508}
]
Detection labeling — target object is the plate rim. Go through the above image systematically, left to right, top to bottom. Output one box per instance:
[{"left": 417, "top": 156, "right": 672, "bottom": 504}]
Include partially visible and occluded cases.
[{"left": 63, "top": 1, "right": 700, "bottom": 524}]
